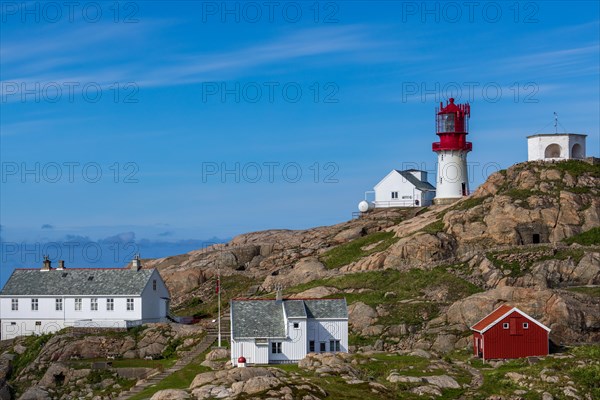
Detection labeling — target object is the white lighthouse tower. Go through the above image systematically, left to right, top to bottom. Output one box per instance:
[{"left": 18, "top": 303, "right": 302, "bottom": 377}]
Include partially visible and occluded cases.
[{"left": 432, "top": 98, "right": 472, "bottom": 204}]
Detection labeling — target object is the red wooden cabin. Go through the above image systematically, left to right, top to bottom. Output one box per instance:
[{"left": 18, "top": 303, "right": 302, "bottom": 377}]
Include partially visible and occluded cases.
[{"left": 470, "top": 304, "right": 550, "bottom": 360}]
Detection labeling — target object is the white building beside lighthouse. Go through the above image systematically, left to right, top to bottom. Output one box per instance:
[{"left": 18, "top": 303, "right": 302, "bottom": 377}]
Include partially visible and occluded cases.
[
  {"left": 432, "top": 98, "right": 472, "bottom": 204},
  {"left": 527, "top": 133, "right": 586, "bottom": 161}
]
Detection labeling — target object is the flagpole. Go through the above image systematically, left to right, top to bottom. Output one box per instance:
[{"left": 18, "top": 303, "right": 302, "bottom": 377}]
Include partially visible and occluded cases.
[{"left": 217, "top": 265, "right": 221, "bottom": 347}]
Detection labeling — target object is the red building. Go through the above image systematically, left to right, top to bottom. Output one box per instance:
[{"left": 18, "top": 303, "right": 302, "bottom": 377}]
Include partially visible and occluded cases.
[{"left": 471, "top": 304, "right": 550, "bottom": 360}]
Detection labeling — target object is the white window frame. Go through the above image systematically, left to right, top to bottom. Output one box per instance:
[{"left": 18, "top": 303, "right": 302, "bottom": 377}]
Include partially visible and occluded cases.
[
  {"left": 391, "top": 191, "right": 399, "bottom": 199},
  {"left": 31, "top": 298, "right": 38, "bottom": 311},
  {"left": 56, "top": 298, "right": 63, "bottom": 311},
  {"left": 75, "top": 298, "right": 82, "bottom": 311},
  {"left": 90, "top": 298, "right": 98, "bottom": 311},
  {"left": 106, "top": 298, "right": 114, "bottom": 311},
  {"left": 126, "top": 298, "right": 135, "bottom": 311},
  {"left": 11, "top": 299, "right": 18, "bottom": 311},
  {"left": 293, "top": 322, "right": 299, "bottom": 329},
  {"left": 502, "top": 322, "right": 509, "bottom": 329},
  {"left": 523, "top": 322, "right": 529, "bottom": 329},
  {"left": 329, "top": 339, "right": 341, "bottom": 352}
]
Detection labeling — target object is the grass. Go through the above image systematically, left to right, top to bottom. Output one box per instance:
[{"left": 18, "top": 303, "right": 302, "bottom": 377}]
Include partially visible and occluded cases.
[
  {"left": 552, "top": 159, "right": 600, "bottom": 178},
  {"left": 448, "top": 196, "right": 490, "bottom": 212},
  {"left": 420, "top": 219, "right": 445, "bottom": 235},
  {"left": 563, "top": 227, "right": 600, "bottom": 246},
  {"left": 320, "top": 231, "right": 399, "bottom": 269},
  {"left": 487, "top": 247, "right": 587, "bottom": 278},
  {"left": 174, "top": 274, "right": 258, "bottom": 317},
  {"left": 567, "top": 286, "right": 600, "bottom": 297},
  {"left": 127, "top": 351, "right": 212, "bottom": 400}
]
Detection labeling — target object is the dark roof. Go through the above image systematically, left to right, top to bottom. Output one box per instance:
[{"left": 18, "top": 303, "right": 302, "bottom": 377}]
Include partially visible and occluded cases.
[
  {"left": 395, "top": 170, "right": 436, "bottom": 192},
  {"left": 0, "top": 269, "right": 156, "bottom": 296},
  {"left": 231, "top": 298, "right": 347, "bottom": 339},
  {"left": 304, "top": 299, "right": 348, "bottom": 319},
  {"left": 283, "top": 300, "right": 307, "bottom": 318}
]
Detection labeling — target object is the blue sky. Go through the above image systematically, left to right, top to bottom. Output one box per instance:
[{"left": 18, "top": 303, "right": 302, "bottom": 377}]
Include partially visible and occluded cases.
[{"left": 1, "top": 1, "right": 599, "bottom": 275}]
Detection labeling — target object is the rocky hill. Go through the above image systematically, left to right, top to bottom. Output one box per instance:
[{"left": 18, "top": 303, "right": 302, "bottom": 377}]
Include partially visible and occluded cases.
[{"left": 1, "top": 159, "right": 599, "bottom": 400}]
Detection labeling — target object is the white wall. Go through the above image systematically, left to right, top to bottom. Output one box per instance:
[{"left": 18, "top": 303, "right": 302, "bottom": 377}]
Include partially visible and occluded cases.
[
  {"left": 527, "top": 134, "right": 587, "bottom": 161},
  {"left": 435, "top": 150, "right": 469, "bottom": 199},
  {"left": 374, "top": 171, "right": 433, "bottom": 207},
  {"left": 141, "top": 270, "right": 170, "bottom": 320},
  {"left": 0, "top": 296, "right": 143, "bottom": 339},
  {"left": 307, "top": 319, "right": 348, "bottom": 353}
]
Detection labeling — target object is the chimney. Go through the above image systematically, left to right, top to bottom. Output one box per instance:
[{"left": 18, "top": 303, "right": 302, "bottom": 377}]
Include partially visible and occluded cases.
[
  {"left": 132, "top": 254, "right": 142, "bottom": 271},
  {"left": 41, "top": 255, "right": 52, "bottom": 271},
  {"left": 57, "top": 260, "right": 65, "bottom": 270},
  {"left": 275, "top": 285, "right": 283, "bottom": 302}
]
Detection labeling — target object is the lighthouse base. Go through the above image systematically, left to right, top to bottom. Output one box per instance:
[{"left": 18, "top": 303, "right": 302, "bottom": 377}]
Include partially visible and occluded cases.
[{"left": 433, "top": 197, "right": 462, "bottom": 205}]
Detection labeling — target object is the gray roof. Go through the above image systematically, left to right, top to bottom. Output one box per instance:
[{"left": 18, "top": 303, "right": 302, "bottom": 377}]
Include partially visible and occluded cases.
[
  {"left": 395, "top": 170, "right": 436, "bottom": 192},
  {"left": 0, "top": 269, "right": 156, "bottom": 296},
  {"left": 231, "top": 298, "right": 347, "bottom": 339},
  {"left": 304, "top": 299, "right": 348, "bottom": 319},
  {"left": 231, "top": 300, "right": 286, "bottom": 339},
  {"left": 283, "top": 300, "right": 307, "bottom": 318}
]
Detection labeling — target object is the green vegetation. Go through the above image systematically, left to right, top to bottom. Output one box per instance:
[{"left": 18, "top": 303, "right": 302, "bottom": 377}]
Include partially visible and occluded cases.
[
  {"left": 552, "top": 159, "right": 600, "bottom": 178},
  {"left": 503, "top": 188, "right": 544, "bottom": 202},
  {"left": 449, "top": 195, "right": 490, "bottom": 212},
  {"left": 420, "top": 219, "right": 445, "bottom": 235},
  {"left": 563, "top": 227, "right": 600, "bottom": 246},
  {"left": 320, "top": 231, "right": 399, "bottom": 269},
  {"left": 487, "top": 246, "right": 587, "bottom": 278},
  {"left": 288, "top": 267, "right": 481, "bottom": 333},
  {"left": 174, "top": 274, "right": 258, "bottom": 317},
  {"left": 567, "top": 286, "right": 600, "bottom": 297},
  {"left": 11, "top": 333, "right": 52, "bottom": 376},
  {"left": 127, "top": 351, "right": 213, "bottom": 400}
]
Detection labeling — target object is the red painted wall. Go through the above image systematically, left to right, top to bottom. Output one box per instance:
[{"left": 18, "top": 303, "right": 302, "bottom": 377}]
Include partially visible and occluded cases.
[{"left": 480, "top": 311, "right": 548, "bottom": 359}]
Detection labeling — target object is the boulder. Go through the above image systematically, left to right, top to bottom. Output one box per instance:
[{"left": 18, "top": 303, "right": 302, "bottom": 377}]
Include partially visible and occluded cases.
[
  {"left": 205, "top": 348, "right": 229, "bottom": 361},
  {"left": 150, "top": 389, "right": 190, "bottom": 400}
]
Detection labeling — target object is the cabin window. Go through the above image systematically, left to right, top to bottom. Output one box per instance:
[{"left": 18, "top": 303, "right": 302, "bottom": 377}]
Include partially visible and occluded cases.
[
  {"left": 391, "top": 192, "right": 398, "bottom": 199},
  {"left": 153, "top": 280, "right": 157, "bottom": 291},
  {"left": 75, "top": 298, "right": 82, "bottom": 311},
  {"left": 90, "top": 298, "right": 98, "bottom": 311},
  {"left": 127, "top": 298, "right": 135, "bottom": 311},
  {"left": 11, "top": 299, "right": 18, "bottom": 311},
  {"left": 31, "top": 299, "right": 38, "bottom": 311},
  {"left": 55, "top": 299, "right": 63, "bottom": 311},
  {"left": 107, "top": 299, "right": 114, "bottom": 311},
  {"left": 293, "top": 322, "right": 299, "bottom": 329},
  {"left": 523, "top": 322, "right": 529, "bottom": 329},
  {"left": 502, "top": 323, "right": 509, "bottom": 329},
  {"left": 330, "top": 340, "right": 341, "bottom": 352},
  {"left": 309, "top": 341, "right": 315, "bottom": 352},
  {"left": 271, "top": 342, "right": 282, "bottom": 354},
  {"left": 320, "top": 342, "right": 326, "bottom": 352}
]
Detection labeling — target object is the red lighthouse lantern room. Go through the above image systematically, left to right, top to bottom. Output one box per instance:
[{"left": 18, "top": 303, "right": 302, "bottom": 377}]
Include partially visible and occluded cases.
[{"left": 432, "top": 98, "right": 472, "bottom": 152}]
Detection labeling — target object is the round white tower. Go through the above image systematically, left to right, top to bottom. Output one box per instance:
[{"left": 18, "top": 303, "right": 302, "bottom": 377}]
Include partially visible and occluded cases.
[{"left": 432, "top": 98, "right": 472, "bottom": 204}]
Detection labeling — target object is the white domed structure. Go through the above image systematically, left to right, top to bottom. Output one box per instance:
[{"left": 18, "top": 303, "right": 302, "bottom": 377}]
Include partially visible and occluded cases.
[{"left": 358, "top": 200, "right": 374, "bottom": 213}]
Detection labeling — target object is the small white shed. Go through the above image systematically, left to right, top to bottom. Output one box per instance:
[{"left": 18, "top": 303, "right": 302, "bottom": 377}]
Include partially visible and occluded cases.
[
  {"left": 527, "top": 133, "right": 587, "bottom": 161},
  {"left": 373, "top": 169, "right": 436, "bottom": 208}
]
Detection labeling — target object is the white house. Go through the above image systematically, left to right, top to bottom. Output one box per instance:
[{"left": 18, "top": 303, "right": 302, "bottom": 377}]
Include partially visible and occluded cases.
[
  {"left": 527, "top": 133, "right": 587, "bottom": 161},
  {"left": 372, "top": 169, "right": 436, "bottom": 208},
  {"left": 0, "top": 256, "right": 170, "bottom": 340},
  {"left": 230, "top": 296, "right": 348, "bottom": 366}
]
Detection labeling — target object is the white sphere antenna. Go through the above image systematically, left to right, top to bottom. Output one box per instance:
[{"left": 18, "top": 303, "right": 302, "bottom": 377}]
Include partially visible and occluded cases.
[{"left": 358, "top": 200, "right": 374, "bottom": 213}]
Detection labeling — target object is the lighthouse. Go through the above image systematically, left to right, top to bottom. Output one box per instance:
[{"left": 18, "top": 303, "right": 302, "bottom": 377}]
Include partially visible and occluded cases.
[{"left": 432, "top": 98, "right": 472, "bottom": 204}]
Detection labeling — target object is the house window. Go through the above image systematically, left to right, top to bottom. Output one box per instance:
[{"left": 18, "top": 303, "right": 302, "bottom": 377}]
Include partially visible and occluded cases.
[
  {"left": 391, "top": 192, "right": 399, "bottom": 199},
  {"left": 402, "top": 195, "right": 412, "bottom": 199},
  {"left": 153, "top": 280, "right": 157, "bottom": 290},
  {"left": 75, "top": 298, "right": 82, "bottom": 311},
  {"left": 90, "top": 298, "right": 98, "bottom": 311},
  {"left": 127, "top": 298, "right": 134, "bottom": 311},
  {"left": 11, "top": 299, "right": 18, "bottom": 311},
  {"left": 31, "top": 299, "right": 38, "bottom": 311},
  {"left": 56, "top": 299, "right": 63, "bottom": 311},
  {"left": 107, "top": 299, "right": 114, "bottom": 311},
  {"left": 35, "top": 321, "right": 41, "bottom": 326},
  {"left": 10, "top": 322, "right": 16, "bottom": 326},
  {"left": 293, "top": 322, "right": 299, "bottom": 329},
  {"left": 523, "top": 322, "right": 529, "bottom": 329},
  {"left": 503, "top": 323, "right": 509, "bottom": 329},
  {"left": 330, "top": 340, "right": 341, "bottom": 352},
  {"left": 309, "top": 341, "right": 315, "bottom": 352},
  {"left": 271, "top": 342, "right": 282, "bottom": 354},
  {"left": 320, "top": 342, "right": 326, "bottom": 352}
]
